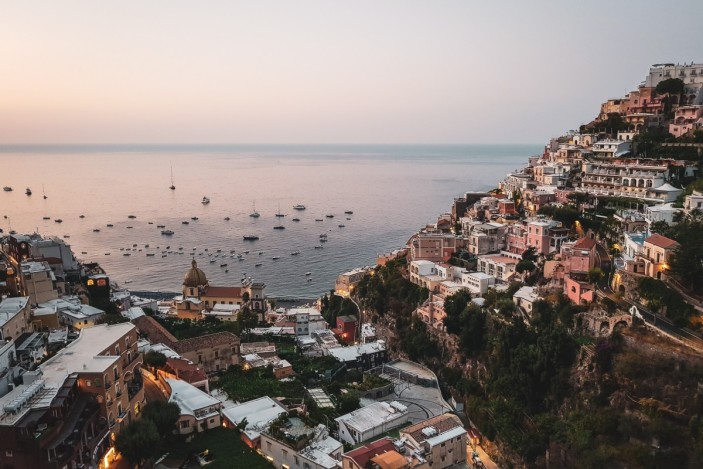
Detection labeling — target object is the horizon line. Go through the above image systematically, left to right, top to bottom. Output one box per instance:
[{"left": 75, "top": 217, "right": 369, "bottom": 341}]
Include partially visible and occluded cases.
[{"left": 0, "top": 142, "right": 544, "bottom": 147}]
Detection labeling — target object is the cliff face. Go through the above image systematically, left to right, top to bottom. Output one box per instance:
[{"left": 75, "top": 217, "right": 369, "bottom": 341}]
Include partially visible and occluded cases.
[{"left": 354, "top": 259, "right": 703, "bottom": 468}]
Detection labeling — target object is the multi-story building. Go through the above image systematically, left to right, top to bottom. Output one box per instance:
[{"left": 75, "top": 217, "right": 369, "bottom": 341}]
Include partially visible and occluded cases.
[
  {"left": 644, "top": 62, "right": 703, "bottom": 90},
  {"left": 669, "top": 105, "right": 703, "bottom": 137},
  {"left": 591, "top": 140, "right": 632, "bottom": 159},
  {"left": 579, "top": 159, "right": 671, "bottom": 200},
  {"left": 685, "top": 190, "right": 703, "bottom": 212},
  {"left": 527, "top": 220, "right": 568, "bottom": 255},
  {"left": 462, "top": 221, "right": 506, "bottom": 255},
  {"left": 407, "top": 233, "right": 462, "bottom": 263},
  {"left": 4, "top": 234, "right": 80, "bottom": 278},
  {"left": 641, "top": 234, "right": 678, "bottom": 280},
  {"left": 561, "top": 237, "right": 598, "bottom": 275},
  {"left": 476, "top": 253, "right": 520, "bottom": 283},
  {"left": 20, "top": 261, "right": 59, "bottom": 306},
  {"left": 335, "top": 268, "right": 369, "bottom": 297},
  {"left": 459, "top": 271, "right": 495, "bottom": 295},
  {"left": 513, "top": 286, "right": 541, "bottom": 316},
  {"left": 0, "top": 296, "right": 31, "bottom": 341},
  {"left": 39, "top": 297, "right": 105, "bottom": 330},
  {"left": 0, "top": 323, "right": 144, "bottom": 469},
  {"left": 172, "top": 332, "right": 241, "bottom": 373},
  {"left": 326, "top": 340, "right": 388, "bottom": 371},
  {"left": 165, "top": 378, "right": 222, "bottom": 435},
  {"left": 221, "top": 396, "right": 289, "bottom": 449},
  {"left": 336, "top": 401, "right": 409, "bottom": 446},
  {"left": 399, "top": 414, "right": 467, "bottom": 469},
  {"left": 260, "top": 417, "right": 343, "bottom": 469}
]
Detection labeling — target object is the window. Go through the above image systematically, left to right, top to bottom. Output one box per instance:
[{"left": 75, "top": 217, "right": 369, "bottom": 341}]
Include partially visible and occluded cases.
[
  {"left": 115, "top": 345, "right": 120, "bottom": 355},
  {"left": 181, "top": 421, "right": 190, "bottom": 428},
  {"left": 266, "top": 441, "right": 272, "bottom": 451},
  {"left": 5, "top": 450, "right": 13, "bottom": 457}
]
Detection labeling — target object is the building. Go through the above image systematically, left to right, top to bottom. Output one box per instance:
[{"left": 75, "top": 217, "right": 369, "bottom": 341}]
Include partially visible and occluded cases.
[
  {"left": 644, "top": 62, "right": 703, "bottom": 90},
  {"left": 591, "top": 139, "right": 632, "bottom": 158},
  {"left": 685, "top": 190, "right": 703, "bottom": 213},
  {"left": 645, "top": 203, "right": 683, "bottom": 226},
  {"left": 462, "top": 221, "right": 506, "bottom": 256},
  {"left": 407, "top": 233, "right": 461, "bottom": 263},
  {"left": 5, "top": 234, "right": 80, "bottom": 277},
  {"left": 641, "top": 234, "right": 678, "bottom": 280},
  {"left": 561, "top": 237, "right": 598, "bottom": 275},
  {"left": 476, "top": 253, "right": 519, "bottom": 282},
  {"left": 178, "top": 260, "right": 268, "bottom": 319},
  {"left": 20, "top": 261, "right": 59, "bottom": 305},
  {"left": 335, "top": 268, "right": 369, "bottom": 297},
  {"left": 459, "top": 271, "right": 495, "bottom": 295},
  {"left": 565, "top": 276, "right": 595, "bottom": 305},
  {"left": 513, "top": 286, "right": 541, "bottom": 316},
  {"left": 0, "top": 296, "right": 31, "bottom": 341},
  {"left": 40, "top": 297, "right": 105, "bottom": 330},
  {"left": 333, "top": 315, "right": 358, "bottom": 344},
  {"left": 0, "top": 323, "right": 145, "bottom": 468},
  {"left": 172, "top": 332, "right": 241, "bottom": 373},
  {"left": 0, "top": 340, "right": 17, "bottom": 398},
  {"left": 326, "top": 340, "right": 388, "bottom": 371},
  {"left": 242, "top": 353, "right": 294, "bottom": 380},
  {"left": 160, "top": 357, "right": 209, "bottom": 393},
  {"left": 165, "top": 378, "right": 222, "bottom": 434},
  {"left": 221, "top": 396, "right": 289, "bottom": 448},
  {"left": 336, "top": 401, "right": 409, "bottom": 445},
  {"left": 399, "top": 414, "right": 467, "bottom": 469},
  {"left": 260, "top": 417, "right": 343, "bottom": 469},
  {"left": 342, "top": 436, "right": 429, "bottom": 469}
]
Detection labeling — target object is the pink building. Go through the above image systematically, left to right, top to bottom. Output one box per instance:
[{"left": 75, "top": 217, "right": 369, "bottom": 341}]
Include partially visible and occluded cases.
[
  {"left": 527, "top": 221, "right": 552, "bottom": 255},
  {"left": 563, "top": 237, "right": 598, "bottom": 275},
  {"left": 565, "top": 276, "right": 595, "bottom": 305}
]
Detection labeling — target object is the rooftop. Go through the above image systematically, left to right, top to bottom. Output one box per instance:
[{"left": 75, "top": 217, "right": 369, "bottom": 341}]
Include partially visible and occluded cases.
[
  {"left": 644, "top": 233, "right": 678, "bottom": 249},
  {"left": 0, "top": 297, "right": 29, "bottom": 327},
  {"left": 173, "top": 331, "right": 240, "bottom": 354},
  {"left": 327, "top": 340, "right": 386, "bottom": 363},
  {"left": 166, "top": 378, "right": 221, "bottom": 418},
  {"left": 221, "top": 396, "right": 287, "bottom": 441},
  {"left": 335, "top": 401, "right": 408, "bottom": 433},
  {"left": 401, "top": 413, "right": 465, "bottom": 446},
  {"left": 343, "top": 437, "right": 396, "bottom": 468}
]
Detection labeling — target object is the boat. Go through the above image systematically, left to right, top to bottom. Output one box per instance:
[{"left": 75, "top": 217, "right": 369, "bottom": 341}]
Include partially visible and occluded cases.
[
  {"left": 169, "top": 162, "right": 176, "bottom": 191},
  {"left": 43, "top": 185, "right": 47, "bottom": 199},
  {"left": 3, "top": 187, "right": 12, "bottom": 192},
  {"left": 25, "top": 187, "right": 32, "bottom": 196},
  {"left": 202, "top": 196, "right": 210, "bottom": 204},
  {"left": 249, "top": 201, "right": 260, "bottom": 218},
  {"left": 275, "top": 204, "right": 285, "bottom": 218},
  {"left": 293, "top": 204, "right": 306, "bottom": 210},
  {"left": 344, "top": 210, "right": 353, "bottom": 215},
  {"left": 325, "top": 214, "right": 334, "bottom": 218},
  {"left": 79, "top": 215, "right": 85, "bottom": 218},
  {"left": 128, "top": 215, "right": 136, "bottom": 219},
  {"left": 42, "top": 216, "right": 50, "bottom": 220},
  {"left": 191, "top": 217, "right": 199, "bottom": 221},
  {"left": 224, "top": 217, "right": 230, "bottom": 221},
  {"left": 292, "top": 218, "right": 300, "bottom": 222},
  {"left": 315, "top": 218, "right": 323, "bottom": 222},
  {"left": 54, "top": 219, "right": 63, "bottom": 223},
  {"left": 182, "top": 221, "right": 190, "bottom": 225},
  {"left": 148, "top": 222, "right": 153, "bottom": 225},
  {"left": 107, "top": 224, "right": 114, "bottom": 227},
  {"left": 157, "top": 224, "right": 165, "bottom": 228},
  {"left": 338, "top": 224, "right": 345, "bottom": 228},
  {"left": 273, "top": 225, "right": 285, "bottom": 230},
  {"left": 127, "top": 226, "right": 133, "bottom": 229},
  {"left": 93, "top": 229, "right": 100, "bottom": 232},
  {"left": 161, "top": 230, "right": 174, "bottom": 235},
  {"left": 319, "top": 233, "right": 328, "bottom": 240},
  {"left": 63, "top": 235, "right": 70, "bottom": 238},
  {"left": 243, "top": 235, "right": 259, "bottom": 241},
  {"left": 314, "top": 245, "right": 324, "bottom": 249},
  {"left": 244, "top": 250, "right": 249, "bottom": 254},
  {"left": 81, "top": 251, "right": 87, "bottom": 254},
  {"left": 291, "top": 251, "right": 300, "bottom": 256},
  {"left": 105, "top": 253, "right": 110, "bottom": 256},
  {"left": 123, "top": 253, "right": 131, "bottom": 256},
  {"left": 146, "top": 253, "right": 155, "bottom": 257},
  {"left": 272, "top": 256, "right": 280, "bottom": 260},
  {"left": 210, "top": 259, "right": 215, "bottom": 263},
  {"left": 220, "top": 263, "right": 228, "bottom": 267},
  {"left": 255, "top": 263, "right": 262, "bottom": 267},
  {"left": 305, "top": 272, "right": 312, "bottom": 276},
  {"left": 307, "top": 278, "right": 313, "bottom": 282}
]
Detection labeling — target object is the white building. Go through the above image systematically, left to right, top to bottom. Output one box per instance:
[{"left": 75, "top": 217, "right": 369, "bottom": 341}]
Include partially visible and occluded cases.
[
  {"left": 644, "top": 62, "right": 703, "bottom": 88},
  {"left": 591, "top": 139, "right": 632, "bottom": 158},
  {"left": 685, "top": 190, "right": 703, "bottom": 213},
  {"left": 645, "top": 203, "right": 683, "bottom": 226},
  {"left": 476, "top": 253, "right": 519, "bottom": 282},
  {"left": 20, "top": 261, "right": 59, "bottom": 305},
  {"left": 459, "top": 271, "right": 495, "bottom": 295},
  {"left": 513, "top": 286, "right": 541, "bottom": 316},
  {"left": 0, "top": 297, "right": 31, "bottom": 341},
  {"left": 40, "top": 297, "right": 105, "bottom": 329},
  {"left": 202, "top": 303, "right": 240, "bottom": 321},
  {"left": 0, "top": 340, "right": 17, "bottom": 398},
  {"left": 165, "top": 378, "right": 222, "bottom": 434},
  {"left": 221, "top": 396, "right": 288, "bottom": 446},
  {"left": 336, "top": 401, "right": 409, "bottom": 445}
]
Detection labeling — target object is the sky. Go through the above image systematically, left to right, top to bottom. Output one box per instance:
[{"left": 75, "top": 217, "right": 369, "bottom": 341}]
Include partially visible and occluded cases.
[{"left": 1, "top": 0, "right": 702, "bottom": 145}]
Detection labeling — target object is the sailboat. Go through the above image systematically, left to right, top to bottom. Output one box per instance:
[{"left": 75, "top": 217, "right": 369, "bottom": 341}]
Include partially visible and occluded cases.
[
  {"left": 169, "top": 162, "right": 176, "bottom": 190},
  {"left": 42, "top": 185, "right": 47, "bottom": 199},
  {"left": 249, "top": 201, "right": 260, "bottom": 218},
  {"left": 275, "top": 203, "right": 285, "bottom": 218}
]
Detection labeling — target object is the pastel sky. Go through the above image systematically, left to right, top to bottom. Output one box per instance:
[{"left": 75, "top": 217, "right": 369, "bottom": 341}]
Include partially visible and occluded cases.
[{"left": 2, "top": 0, "right": 702, "bottom": 144}]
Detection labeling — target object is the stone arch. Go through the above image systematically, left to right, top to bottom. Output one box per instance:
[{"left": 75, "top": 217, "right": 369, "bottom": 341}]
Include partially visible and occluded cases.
[
  {"left": 618, "top": 284, "right": 626, "bottom": 295},
  {"left": 600, "top": 321, "right": 610, "bottom": 334}
]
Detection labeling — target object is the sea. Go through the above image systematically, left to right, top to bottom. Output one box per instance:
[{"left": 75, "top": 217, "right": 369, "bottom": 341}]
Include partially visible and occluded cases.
[{"left": 0, "top": 144, "right": 539, "bottom": 299}]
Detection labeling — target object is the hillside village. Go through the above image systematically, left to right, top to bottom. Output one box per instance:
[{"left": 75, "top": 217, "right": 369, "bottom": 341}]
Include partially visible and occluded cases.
[{"left": 0, "top": 62, "right": 702, "bottom": 469}]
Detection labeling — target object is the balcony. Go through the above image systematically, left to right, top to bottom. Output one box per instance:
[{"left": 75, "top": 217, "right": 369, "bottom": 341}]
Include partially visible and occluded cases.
[
  {"left": 122, "top": 354, "right": 142, "bottom": 375},
  {"left": 128, "top": 377, "right": 144, "bottom": 402}
]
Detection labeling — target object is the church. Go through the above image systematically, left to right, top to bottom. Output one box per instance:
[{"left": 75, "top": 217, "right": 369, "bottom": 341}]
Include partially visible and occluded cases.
[{"left": 176, "top": 259, "right": 267, "bottom": 320}]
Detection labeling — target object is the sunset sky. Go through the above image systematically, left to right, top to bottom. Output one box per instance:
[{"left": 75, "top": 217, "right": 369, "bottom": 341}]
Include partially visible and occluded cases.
[{"left": 2, "top": 0, "right": 702, "bottom": 144}]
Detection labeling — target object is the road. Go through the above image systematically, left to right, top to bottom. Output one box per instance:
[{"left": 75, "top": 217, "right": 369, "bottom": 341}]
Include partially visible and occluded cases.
[{"left": 143, "top": 373, "right": 167, "bottom": 403}]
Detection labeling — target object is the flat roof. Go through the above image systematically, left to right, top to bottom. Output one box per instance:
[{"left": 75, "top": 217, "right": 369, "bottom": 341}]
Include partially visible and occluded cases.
[
  {"left": 0, "top": 297, "right": 29, "bottom": 327},
  {"left": 327, "top": 341, "right": 385, "bottom": 363},
  {"left": 166, "top": 378, "right": 221, "bottom": 417},
  {"left": 221, "top": 396, "right": 287, "bottom": 440},
  {"left": 335, "top": 401, "right": 408, "bottom": 433}
]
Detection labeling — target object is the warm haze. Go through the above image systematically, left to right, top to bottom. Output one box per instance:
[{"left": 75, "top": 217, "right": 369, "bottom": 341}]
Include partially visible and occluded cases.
[{"left": 1, "top": 0, "right": 702, "bottom": 144}]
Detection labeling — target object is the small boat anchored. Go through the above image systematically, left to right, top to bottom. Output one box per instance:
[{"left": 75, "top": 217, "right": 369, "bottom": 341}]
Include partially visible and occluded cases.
[
  {"left": 169, "top": 162, "right": 176, "bottom": 191},
  {"left": 3, "top": 187, "right": 12, "bottom": 192},
  {"left": 25, "top": 187, "right": 32, "bottom": 196},
  {"left": 201, "top": 196, "right": 210, "bottom": 204},
  {"left": 249, "top": 201, "right": 260, "bottom": 218},
  {"left": 293, "top": 204, "right": 306, "bottom": 211},
  {"left": 161, "top": 230, "right": 174, "bottom": 235},
  {"left": 243, "top": 235, "right": 259, "bottom": 241}
]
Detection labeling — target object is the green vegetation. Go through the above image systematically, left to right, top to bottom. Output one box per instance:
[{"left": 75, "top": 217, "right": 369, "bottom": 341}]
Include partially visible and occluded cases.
[
  {"left": 655, "top": 77, "right": 684, "bottom": 96},
  {"left": 537, "top": 205, "right": 580, "bottom": 229},
  {"left": 667, "top": 211, "right": 703, "bottom": 290},
  {"left": 638, "top": 277, "right": 695, "bottom": 327},
  {"left": 156, "top": 315, "right": 241, "bottom": 339},
  {"left": 143, "top": 350, "right": 167, "bottom": 373},
  {"left": 216, "top": 365, "right": 305, "bottom": 402},
  {"left": 115, "top": 401, "right": 181, "bottom": 468},
  {"left": 163, "top": 427, "right": 273, "bottom": 469}
]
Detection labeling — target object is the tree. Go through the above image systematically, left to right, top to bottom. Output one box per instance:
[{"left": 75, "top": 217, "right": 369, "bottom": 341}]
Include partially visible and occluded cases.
[
  {"left": 655, "top": 78, "right": 684, "bottom": 96},
  {"left": 668, "top": 210, "right": 703, "bottom": 290},
  {"left": 649, "top": 220, "right": 671, "bottom": 236},
  {"left": 588, "top": 268, "right": 604, "bottom": 285},
  {"left": 443, "top": 290, "right": 472, "bottom": 334},
  {"left": 242, "top": 291, "right": 250, "bottom": 303},
  {"left": 237, "top": 306, "right": 258, "bottom": 333},
  {"left": 143, "top": 350, "right": 167, "bottom": 373},
  {"left": 339, "top": 390, "right": 360, "bottom": 414},
  {"left": 140, "top": 400, "right": 181, "bottom": 435},
  {"left": 115, "top": 419, "right": 160, "bottom": 468}
]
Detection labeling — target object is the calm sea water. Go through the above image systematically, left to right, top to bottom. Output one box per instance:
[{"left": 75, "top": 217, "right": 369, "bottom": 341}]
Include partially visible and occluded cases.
[{"left": 0, "top": 145, "right": 538, "bottom": 298}]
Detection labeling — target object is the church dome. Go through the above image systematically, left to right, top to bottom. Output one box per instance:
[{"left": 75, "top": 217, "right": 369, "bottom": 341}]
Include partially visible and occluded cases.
[{"left": 183, "top": 259, "right": 208, "bottom": 287}]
